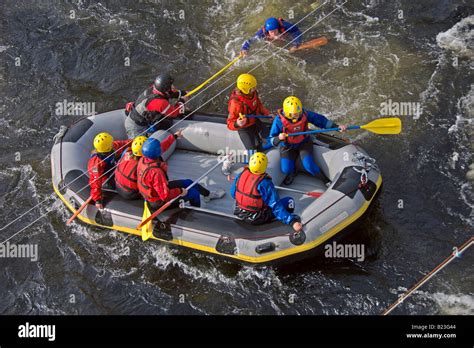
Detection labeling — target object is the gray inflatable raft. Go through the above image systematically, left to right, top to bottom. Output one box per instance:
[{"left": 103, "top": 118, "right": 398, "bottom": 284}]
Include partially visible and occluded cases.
[{"left": 51, "top": 110, "right": 382, "bottom": 265}]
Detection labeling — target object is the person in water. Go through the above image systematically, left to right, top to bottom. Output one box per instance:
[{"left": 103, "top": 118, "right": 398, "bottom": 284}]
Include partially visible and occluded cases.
[
  {"left": 241, "top": 17, "right": 303, "bottom": 56},
  {"left": 124, "top": 72, "right": 188, "bottom": 139},
  {"left": 223, "top": 73, "right": 270, "bottom": 175},
  {"left": 269, "top": 96, "right": 347, "bottom": 185},
  {"left": 88, "top": 132, "right": 132, "bottom": 210},
  {"left": 137, "top": 134, "right": 225, "bottom": 212},
  {"left": 231, "top": 152, "right": 303, "bottom": 233}
]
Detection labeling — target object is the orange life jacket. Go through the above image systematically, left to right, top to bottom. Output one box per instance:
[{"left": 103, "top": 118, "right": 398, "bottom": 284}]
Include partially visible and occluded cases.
[
  {"left": 278, "top": 109, "right": 308, "bottom": 145},
  {"left": 115, "top": 149, "right": 139, "bottom": 193},
  {"left": 235, "top": 167, "right": 269, "bottom": 212}
]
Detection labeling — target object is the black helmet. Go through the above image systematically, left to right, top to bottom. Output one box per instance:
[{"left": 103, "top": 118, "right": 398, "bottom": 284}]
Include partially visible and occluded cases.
[{"left": 153, "top": 73, "right": 174, "bottom": 93}]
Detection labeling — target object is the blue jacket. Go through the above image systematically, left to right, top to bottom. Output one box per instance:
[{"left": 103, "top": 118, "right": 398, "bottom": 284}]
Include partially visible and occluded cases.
[
  {"left": 241, "top": 19, "right": 303, "bottom": 51},
  {"left": 269, "top": 109, "right": 336, "bottom": 149},
  {"left": 231, "top": 173, "right": 297, "bottom": 225}
]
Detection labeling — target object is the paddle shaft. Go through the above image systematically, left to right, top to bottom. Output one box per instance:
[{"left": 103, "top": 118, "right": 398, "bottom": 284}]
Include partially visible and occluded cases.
[
  {"left": 185, "top": 56, "right": 242, "bottom": 97},
  {"left": 244, "top": 114, "right": 274, "bottom": 119},
  {"left": 288, "top": 126, "right": 359, "bottom": 137},
  {"left": 137, "top": 155, "right": 230, "bottom": 229},
  {"left": 275, "top": 186, "right": 322, "bottom": 197},
  {"left": 66, "top": 196, "right": 92, "bottom": 225}
]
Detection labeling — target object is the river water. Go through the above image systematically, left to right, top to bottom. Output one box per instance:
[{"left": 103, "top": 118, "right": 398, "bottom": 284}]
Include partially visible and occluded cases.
[{"left": 0, "top": 0, "right": 472, "bottom": 315}]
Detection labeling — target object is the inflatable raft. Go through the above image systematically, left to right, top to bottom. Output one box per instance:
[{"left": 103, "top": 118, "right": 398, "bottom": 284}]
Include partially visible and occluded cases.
[{"left": 51, "top": 110, "right": 382, "bottom": 265}]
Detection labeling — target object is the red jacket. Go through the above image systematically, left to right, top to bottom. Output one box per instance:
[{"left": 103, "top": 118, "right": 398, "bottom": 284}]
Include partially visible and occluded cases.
[
  {"left": 147, "top": 89, "right": 183, "bottom": 118},
  {"left": 227, "top": 89, "right": 269, "bottom": 131},
  {"left": 137, "top": 134, "right": 180, "bottom": 203},
  {"left": 88, "top": 140, "right": 131, "bottom": 202},
  {"left": 114, "top": 148, "right": 140, "bottom": 193}
]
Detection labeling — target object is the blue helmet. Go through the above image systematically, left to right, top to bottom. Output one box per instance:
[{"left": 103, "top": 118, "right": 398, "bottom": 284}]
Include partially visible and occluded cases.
[
  {"left": 265, "top": 17, "right": 280, "bottom": 31},
  {"left": 141, "top": 138, "right": 162, "bottom": 159}
]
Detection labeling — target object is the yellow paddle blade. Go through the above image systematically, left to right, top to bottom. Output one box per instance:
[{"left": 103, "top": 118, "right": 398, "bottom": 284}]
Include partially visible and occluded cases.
[
  {"left": 360, "top": 117, "right": 402, "bottom": 134},
  {"left": 141, "top": 201, "right": 153, "bottom": 241}
]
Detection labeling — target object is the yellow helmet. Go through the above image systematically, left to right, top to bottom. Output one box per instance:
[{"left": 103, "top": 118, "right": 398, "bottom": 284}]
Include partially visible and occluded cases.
[
  {"left": 236, "top": 73, "right": 257, "bottom": 95},
  {"left": 283, "top": 96, "right": 303, "bottom": 118},
  {"left": 93, "top": 132, "right": 113, "bottom": 153},
  {"left": 131, "top": 136, "right": 148, "bottom": 157},
  {"left": 249, "top": 152, "right": 268, "bottom": 175}
]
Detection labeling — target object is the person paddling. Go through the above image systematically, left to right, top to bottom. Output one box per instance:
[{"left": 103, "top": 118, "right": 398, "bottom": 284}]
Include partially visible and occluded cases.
[
  {"left": 240, "top": 17, "right": 303, "bottom": 56},
  {"left": 124, "top": 73, "right": 188, "bottom": 139},
  {"left": 224, "top": 73, "right": 270, "bottom": 175},
  {"left": 269, "top": 96, "right": 347, "bottom": 185},
  {"left": 88, "top": 133, "right": 132, "bottom": 210},
  {"left": 137, "top": 133, "right": 225, "bottom": 212},
  {"left": 231, "top": 152, "right": 302, "bottom": 232}
]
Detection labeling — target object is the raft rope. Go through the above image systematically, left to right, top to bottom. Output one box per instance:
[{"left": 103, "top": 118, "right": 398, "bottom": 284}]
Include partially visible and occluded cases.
[
  {"left": 0, "top": 0, "right": 332, "bottom": 237},
  {"left": 1, "top": 0, "right": 348, "bottom": 243},
  {"left": 381, "top": 237, "right": 473, "bottom": 315}
]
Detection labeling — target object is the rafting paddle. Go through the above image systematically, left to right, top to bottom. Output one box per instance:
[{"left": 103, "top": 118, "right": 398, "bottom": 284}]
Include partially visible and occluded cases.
[
  {"left": 290, "top": 36, "right": 328, "bottom": 52},
  {"left": 185, "top": 54, "right": 242, "bottom": 97},
  {"left": 244, "top": 114, "right": 274, "bottom": 119},
  {"left": 287, "top": 117, "right": 402, "bottom": 137},
  {"left": 137, "top": 155, "right": 230, "bottom": 230},
  {"left": 276, "top": 186, "right": 323, "bottom": 198},
  {"left": 66, "top": 196, "right": 92, "bottom": 225},
  {"left": 141, "top": 201, "right": 153, "bottom": 241}
]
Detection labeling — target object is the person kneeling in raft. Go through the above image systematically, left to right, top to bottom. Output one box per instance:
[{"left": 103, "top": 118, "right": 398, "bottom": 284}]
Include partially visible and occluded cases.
[
  {"left": 240, "top": 17, "right": 303, "bottom": 56},
  {"left": 124, "top": 72, "right": 188, "bottom": 139},
  {"left": 224, "top": 73, "right": 271, "bottom": 176},
  {"left": 269, "top": 96, "right": 347, "bottom": 185},
  {"left": 88, "top": 133, "right": 132, "bottom": 210},
  {"left": 137, "top": 134, "right": 225, "bottom": 212},
  {"left": 114, "top": 135, "right": 148, "bottom": 201},
  {"left": 231, "top": 152, "right": 303, "bottom": 233}
]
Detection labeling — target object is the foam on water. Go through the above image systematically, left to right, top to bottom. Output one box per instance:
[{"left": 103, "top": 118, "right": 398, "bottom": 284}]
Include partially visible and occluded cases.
[{"left": 436, "top": 15, "right": 474, "bottom": 59}]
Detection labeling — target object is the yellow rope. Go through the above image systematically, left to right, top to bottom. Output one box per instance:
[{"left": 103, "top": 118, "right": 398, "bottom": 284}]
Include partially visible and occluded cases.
[{"left": 185, "top": 54, "right": 242, "bottom": 97}]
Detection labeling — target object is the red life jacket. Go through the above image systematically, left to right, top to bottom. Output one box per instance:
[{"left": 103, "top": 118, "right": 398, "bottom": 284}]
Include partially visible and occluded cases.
[
  {"left": 262, "top": 17, "right": 286, "bottom": 36},
  {"left": 229, "top": 89, "right": 260, "bottom": 115},
  {"left": 278, "top": 109, "right": 308, "bottom": 145},
  {"left": 115, "top": 149, "right": 139, "bottom": 193},
  {"left": 137, "top": 158, "right": 169, "bottom": 202},
  {"left": 235, "top": 167, "right": 269, "bottom": 212}
]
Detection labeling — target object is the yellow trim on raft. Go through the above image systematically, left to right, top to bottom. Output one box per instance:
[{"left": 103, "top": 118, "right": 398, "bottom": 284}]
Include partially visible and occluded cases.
[{"left": 53, "top": 175, "right": 382, "bottom": 263}]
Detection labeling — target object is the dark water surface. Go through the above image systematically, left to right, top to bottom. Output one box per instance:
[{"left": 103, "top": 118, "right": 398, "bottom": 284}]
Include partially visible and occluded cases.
[{"left": 0, "top": 0, "right": 472, "bottom": 314}]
